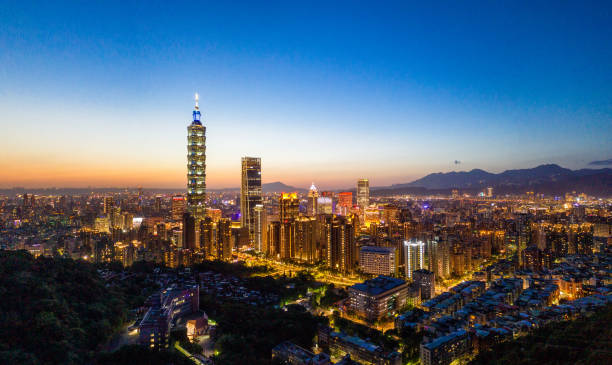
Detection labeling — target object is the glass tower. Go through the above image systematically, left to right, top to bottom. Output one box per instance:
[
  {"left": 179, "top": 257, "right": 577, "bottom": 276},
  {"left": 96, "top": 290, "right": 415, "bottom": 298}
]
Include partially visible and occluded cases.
[
  {"left": 187, "top": 93, "right": 206, "bottom": 219},
  {"left": 240, "top": 157, "right": 262, "bottom": 244},
  {"left": 357, "top": 178, "right": 370, "bottom": 208}
]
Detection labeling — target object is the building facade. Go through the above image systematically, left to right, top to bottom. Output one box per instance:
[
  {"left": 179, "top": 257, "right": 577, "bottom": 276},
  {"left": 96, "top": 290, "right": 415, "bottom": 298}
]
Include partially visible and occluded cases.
[
  {"left": 187, "top": 93, "right": 206, "bottom": 220},
  {"left": 240, "top": 157, "right": 262, "bottom": 245},
  {"left": 357, "top": 179, "right": 370, "bottom": 209},
  {"left": 359, "top": 246, "right": 397, "bottom": 276},
  {"left": 348, "top": 276, "right": 409, "bottom": 321}
]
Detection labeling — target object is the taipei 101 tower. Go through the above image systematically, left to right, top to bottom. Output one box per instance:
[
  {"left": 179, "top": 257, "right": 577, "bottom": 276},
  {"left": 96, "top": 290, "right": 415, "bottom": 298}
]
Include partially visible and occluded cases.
[{"left": 187, "top": 93, "right": 206, "bottom": 219}]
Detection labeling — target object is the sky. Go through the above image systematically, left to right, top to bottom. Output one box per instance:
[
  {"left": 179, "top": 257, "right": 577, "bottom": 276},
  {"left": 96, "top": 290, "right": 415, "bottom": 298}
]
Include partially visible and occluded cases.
[{"left": 1, "top": 1, "right": 611, "bottom": 189}]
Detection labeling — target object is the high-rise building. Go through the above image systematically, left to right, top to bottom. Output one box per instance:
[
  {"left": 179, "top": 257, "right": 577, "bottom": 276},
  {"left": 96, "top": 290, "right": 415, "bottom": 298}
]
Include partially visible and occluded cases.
[
  {"left": 187, "top": 93, "right": 206, "bottom": 220},
  {"left": 240, "top": 157, "right": 262, "bottom": 244},
  {"left": 357, "top": 179, "right": 369, "bottom": 208},
  {"left": 307, "top": 183, "right": 318, "bottom": 216},
  {"left": 486, "top": 187, "right": 493, "bottom": 198},
  {"left": 337, "top": 192, "right": 353, "bottom": 215},
  {"left": 279, "top": 193, "right": 299, "bottom": 222},
  {"left": 154, "top": 195, "right": 162, "bottom": 214},
  {"left": 103, "top": 196, "right": 113, "bottom": 215},
  {"left": 171, "top": 196, "right": 186, "bottom": 221},
  {"left": 317, "top": 196, "right": 333, "bottom": 215},
  {"left": 253, "top": 204, "right": 266, "bottom": 252},
  {"left": 183, "top": 212, "right": 197, "bottom": 250},
  {"left": 326, "top": 215, "right": 357, "bottom": 273},
  {"left": 294, "top": 216, "right": 317, "bottom": 263},
  {"left": 199, "top": 217, "right": 214, "bottom": 257},
  {"left": 217, "top": 218, "right": 232, "bottom": 260},
  {"left": 266, "top": 221, "right": 280, "bottom": 257},
  {"left": 279, "top": 221, "right": 294, "bottom": 259},
  {"left": 404, "top": 240, "right": 425, "bottom": 279},
  {"left": 359, "top": 246, "right": 396, "bottom": 276},
  {"left": 412, "top": 269, "right": 435, "bottom": 300},
  {"left": 348, "top": 276, "right": 408, "bottom": 321}
]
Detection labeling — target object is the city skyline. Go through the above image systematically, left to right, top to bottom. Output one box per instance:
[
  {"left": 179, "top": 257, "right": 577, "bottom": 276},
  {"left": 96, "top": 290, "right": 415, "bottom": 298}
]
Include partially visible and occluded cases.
[{"left": 1, "top": 2, "right": 611, "bottom": 189}]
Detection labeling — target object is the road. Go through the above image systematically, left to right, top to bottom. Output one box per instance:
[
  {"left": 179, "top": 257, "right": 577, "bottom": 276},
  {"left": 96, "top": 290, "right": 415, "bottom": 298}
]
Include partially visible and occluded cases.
[{"left": 236, "top": 252, "right": 362, "bottom": 287}]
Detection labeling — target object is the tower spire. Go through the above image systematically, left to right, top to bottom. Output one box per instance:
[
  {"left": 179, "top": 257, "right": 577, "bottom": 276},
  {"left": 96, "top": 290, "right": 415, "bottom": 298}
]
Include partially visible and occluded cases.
[{"left": 192, "top": 93, "right": 201, "bottom": 123}]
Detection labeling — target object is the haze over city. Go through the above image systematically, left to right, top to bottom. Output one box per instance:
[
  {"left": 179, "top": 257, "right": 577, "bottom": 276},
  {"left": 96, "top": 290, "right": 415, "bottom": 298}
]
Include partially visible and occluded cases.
[{"left": 1, "top": 1, "right": 611, "bottom": 189}]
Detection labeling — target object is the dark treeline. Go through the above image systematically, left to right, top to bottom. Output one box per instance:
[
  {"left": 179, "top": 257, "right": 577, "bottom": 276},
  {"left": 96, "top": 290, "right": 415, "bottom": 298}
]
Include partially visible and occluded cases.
[{"left": 469, "top": 304, "right": 612, "bottom": 365}]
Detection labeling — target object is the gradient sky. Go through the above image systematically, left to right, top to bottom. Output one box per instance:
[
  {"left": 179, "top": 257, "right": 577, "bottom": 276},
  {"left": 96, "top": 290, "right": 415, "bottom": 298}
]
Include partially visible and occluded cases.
[{"left": 1, "top": 1, "right": 611, "bottom": 189}]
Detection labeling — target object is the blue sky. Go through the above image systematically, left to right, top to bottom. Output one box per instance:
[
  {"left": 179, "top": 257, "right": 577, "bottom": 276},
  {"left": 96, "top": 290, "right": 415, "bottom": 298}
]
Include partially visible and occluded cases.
[{"left": 1, "top": 1, "right": 611, "bottom": 189}]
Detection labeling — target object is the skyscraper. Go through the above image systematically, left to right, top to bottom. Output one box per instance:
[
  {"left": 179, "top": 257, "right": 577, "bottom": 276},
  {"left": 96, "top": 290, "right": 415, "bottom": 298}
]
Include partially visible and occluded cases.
[
  {"left": 187, "top": 93, "right": 206, "bottom": 220},
  {"left": 240, "top": 157, "right": 262, "bottom": 244},
  {"left": 357, "top": 179, "right": 369, "bottom": 208},
  {"left": 307, "top": 183, "right": 318, "bottom": 216},
  {"left": 337, "top": 192, "right": 353, "bottom": 215},
  {"left": 279, "top": 193, "right": 299, "bottom": 222},
  {"left": 103, "top": 196, "right": 113, "bottom": 216},
  {"left": 171, "top": 196, "right": 186, "bottom": 221},
  {"left": 253, "top": 204, "right": 267, "bottom": 252},
  {"left": 326, "top": 215, "right": 357, "bottom": 273},
  {"left": 217, "top": 218, "right": 232, "bottom": 260},
  {"left": 404, "top": 240, "right": 425, "bottom": 279},
  {"left": 412, "top": 269, "right": 435, "bottom": 300}
]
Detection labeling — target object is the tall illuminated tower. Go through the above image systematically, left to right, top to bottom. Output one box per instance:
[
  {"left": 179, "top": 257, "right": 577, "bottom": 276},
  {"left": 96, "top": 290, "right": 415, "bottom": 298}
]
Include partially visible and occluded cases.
[
  {"left": 187, "top": 93, "right": 206, "bottom": 219},
  {"left": 240, "top": 157, "right": 262, "bottom": 244},
  {"left": 357, "top": 178, "right": 369, "bottom": 208},
  {"left": 307, "top": 183, "right": 318, "bottom": 216}
]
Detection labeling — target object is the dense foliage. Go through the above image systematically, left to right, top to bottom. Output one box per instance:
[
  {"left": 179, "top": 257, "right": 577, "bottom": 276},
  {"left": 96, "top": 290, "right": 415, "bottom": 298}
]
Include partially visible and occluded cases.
[
  {"left": 0, "top": 250, "right": 129, "bottom": 364},
  {"left": 193, "top": 259, "right": 270, "bottom": 277},
  {"left": 201, "top": 295, "right": 327, "bottom": 365},
  {"left": 469, "top": 304, "right": 612, "bottom": 365},
  {"left": 331, "top": 312, "right": 398, "bottom": 351},
  {"left": 94, "top": 344, "right": 193, "bottom": 365}
]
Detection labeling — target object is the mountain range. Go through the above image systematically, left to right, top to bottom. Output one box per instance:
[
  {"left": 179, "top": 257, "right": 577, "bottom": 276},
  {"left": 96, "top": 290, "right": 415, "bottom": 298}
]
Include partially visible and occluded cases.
[
  {"left": 382, "top": 164, "right": 612, "bottom": 196},
  {"left": 1, "top": 165, "right": 610, "bottom": 197}
]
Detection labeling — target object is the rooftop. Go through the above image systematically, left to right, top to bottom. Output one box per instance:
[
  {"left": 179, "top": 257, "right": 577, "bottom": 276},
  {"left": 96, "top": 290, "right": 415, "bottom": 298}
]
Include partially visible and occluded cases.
[{"left": 350, "top": 275, "right": 406, "bottom": 296}]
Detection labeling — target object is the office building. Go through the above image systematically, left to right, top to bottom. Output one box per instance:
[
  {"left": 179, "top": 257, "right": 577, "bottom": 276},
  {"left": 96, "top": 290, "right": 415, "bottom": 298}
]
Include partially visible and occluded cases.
[
  {"left": 187, "top": 93, "right": 206, "bottom": 219},
  {"left": 240, "top": 157, "right": 262, "bottom": 244},
  {"left": 357, "top": 179, "right": 369, "bottom": 208},
  {"left": 307, "top": 183, "right": 318, "bottom": 216},
  {"left": 337, "top": 192, "right": 353, "bottom": 215},
  {"left": 280, "top": 193, "right": 299, "bottom": 222},
  {"left": 154, "top": 195, "right": 162, "bottom": 214},
  {"left": 103, "top": 196, "right": 113, "bottom": 215},
  {"left": 171, "top": 196, "right": 186, "bottom": 221},
  {"left": 317, "top": 196, "right": 333, "bottom": 215},
  {"left": 253, "top": 204, "right": 266, "bottom": 252},
  {"left": 364, "top": 206, "right": 380, "bottom": 226},
  {"left": 199, "top": 216, "right": 214, "bottom": 257},
  {"left": 217, "top": 218, "right": 232, "bottom": 260},
  {"left": 359, "top": 246, "right": 396, "bottom": 276},
  {"left": 348, "top": 276, "right": 409, "bottom": 321}
]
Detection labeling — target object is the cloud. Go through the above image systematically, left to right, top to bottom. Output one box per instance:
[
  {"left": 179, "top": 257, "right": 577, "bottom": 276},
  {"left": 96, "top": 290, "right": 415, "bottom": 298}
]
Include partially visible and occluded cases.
[{"left": 588, "top": 158, "right": 612, "bottom": 166}]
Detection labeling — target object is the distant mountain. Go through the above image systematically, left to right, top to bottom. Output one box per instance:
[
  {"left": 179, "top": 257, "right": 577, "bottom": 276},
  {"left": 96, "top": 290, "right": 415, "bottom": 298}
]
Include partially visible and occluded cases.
[
  {"left": 387, "top": 164, "right": 612, "bottom": 196},
  {"left": 262, "top": 181, "right": 306, "bottom": 193}
]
